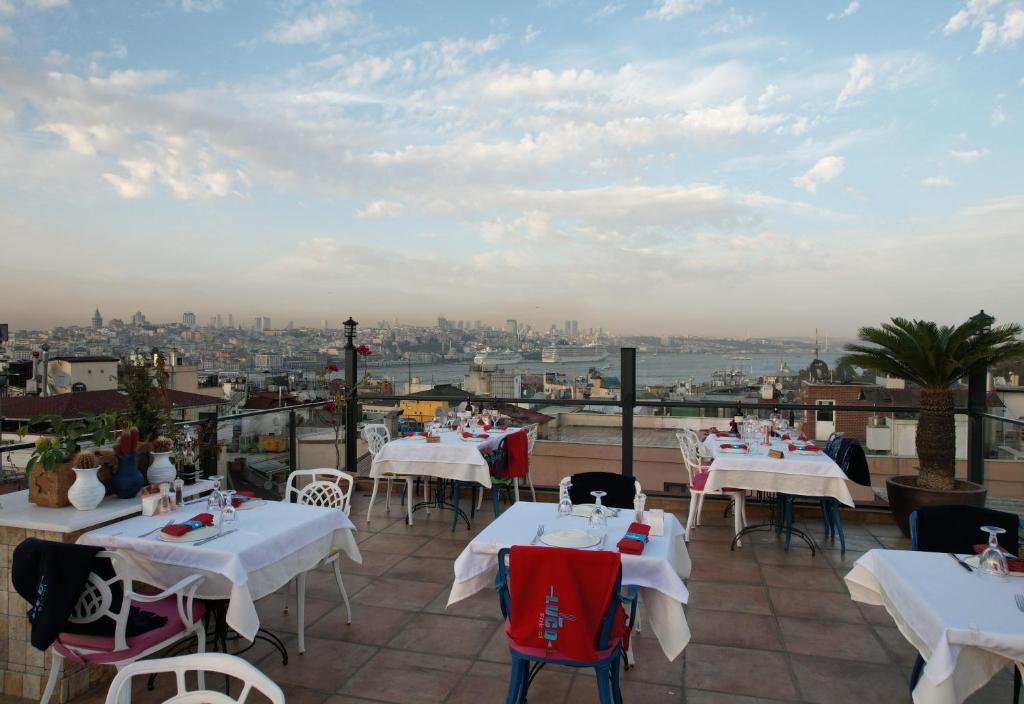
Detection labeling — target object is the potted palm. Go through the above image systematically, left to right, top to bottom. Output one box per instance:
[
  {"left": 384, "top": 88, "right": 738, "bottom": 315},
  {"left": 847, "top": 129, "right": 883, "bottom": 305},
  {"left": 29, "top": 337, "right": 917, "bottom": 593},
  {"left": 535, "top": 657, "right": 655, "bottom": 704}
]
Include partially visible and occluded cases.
[{"left": 841, "top": 316, "right": 1024, "bottom": 535}]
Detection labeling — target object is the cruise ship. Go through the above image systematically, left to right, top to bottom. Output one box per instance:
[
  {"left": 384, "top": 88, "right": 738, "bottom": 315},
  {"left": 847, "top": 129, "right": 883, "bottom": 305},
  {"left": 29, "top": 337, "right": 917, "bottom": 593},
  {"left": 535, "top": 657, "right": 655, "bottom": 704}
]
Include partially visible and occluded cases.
[
  {"left": 541, "top": 344, "right": 609, "bottom": 363},
  {"left": 472, "top": 348, "right": 523, "bottom": 367}
]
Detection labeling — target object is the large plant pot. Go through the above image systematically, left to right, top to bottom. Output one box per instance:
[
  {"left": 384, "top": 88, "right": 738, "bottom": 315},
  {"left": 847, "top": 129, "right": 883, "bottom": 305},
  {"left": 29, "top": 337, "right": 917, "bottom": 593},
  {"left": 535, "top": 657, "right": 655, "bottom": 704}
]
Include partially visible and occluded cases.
[
  {"left": 147, "top": 452, "right": 177, "bottom": 484},
  {"left": 113, "top": 453, "right": 146, "bottom": 499},
  {"left": 27, "top": 463, "right": 75, "bottom": 508},
  {"left": 68, "top": 467, "right": 106, "bottom": 511},
  {"left": 886, "top": 475, "right": 988, "bottom": 537}
]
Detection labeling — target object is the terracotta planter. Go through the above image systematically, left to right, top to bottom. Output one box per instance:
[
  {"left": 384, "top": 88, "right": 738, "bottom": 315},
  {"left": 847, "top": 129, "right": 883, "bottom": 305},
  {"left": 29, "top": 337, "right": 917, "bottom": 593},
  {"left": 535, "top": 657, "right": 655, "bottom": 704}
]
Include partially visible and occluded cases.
[
  {"left": 27, "top": 462, "right": 76, "bottom": 508},
  {"left": 886, "top": 475, "right": 988, "bottom": 537}
]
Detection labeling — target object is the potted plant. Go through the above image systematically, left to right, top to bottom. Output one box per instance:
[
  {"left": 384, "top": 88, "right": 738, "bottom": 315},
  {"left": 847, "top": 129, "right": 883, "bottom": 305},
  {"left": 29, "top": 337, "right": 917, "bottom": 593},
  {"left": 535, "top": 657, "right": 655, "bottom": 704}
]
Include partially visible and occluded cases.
[
  {"left": 841, "top": 316, "right": 1024, "bottom": 535},
  {"left": 121, "top": 351, "right": 175, "bottom": 470},
  {"left": 17, "top": 414, "right": 84, "bottom": 507},
  {"left": 112, "top": 426, "right": 145, "bottom": 499},
  {"left": 147, "top": 435, "right": 177, "bottom": 484},
  {"left": 67, "top": 451, "right": 106, "bottom": 511}
]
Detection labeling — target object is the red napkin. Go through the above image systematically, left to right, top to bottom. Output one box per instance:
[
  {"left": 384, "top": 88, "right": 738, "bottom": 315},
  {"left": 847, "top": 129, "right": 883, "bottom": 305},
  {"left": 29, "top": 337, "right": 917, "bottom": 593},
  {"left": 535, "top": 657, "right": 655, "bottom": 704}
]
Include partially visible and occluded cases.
[
  {"left": 483, "top": 424, "right": 492, "bottom": 431},
  {"left": 498, "top": 425, "right": 508, "bottom": 431},
  {"left": 462, "top": 431, "right": 471, "bottom": 438},
  {"left": 405, "top": 432, "right": 414, "bottom": 438},
  {"left": 478, "top": 433, "right": 489, "bottom": 439},
  {"left": 781, "top": 434, "right": 791, "bottom": 440},
  {"left": 798, "top": 435, "right": 807, "bottom": 442},
  {"left": 720, "top": 443, "right": 748, "bottom": 450},
  {"left": 788, "top": 443, "right": 819, "bottom": 452},
  {"left": 231, "top": 490, "right": 255, "bottom": 508},
  {"left": 161, "top": 513, "right": 214, "bottom": 537},
  {"left": 617, "top": 522, "right": 651, "bottom": 555}
]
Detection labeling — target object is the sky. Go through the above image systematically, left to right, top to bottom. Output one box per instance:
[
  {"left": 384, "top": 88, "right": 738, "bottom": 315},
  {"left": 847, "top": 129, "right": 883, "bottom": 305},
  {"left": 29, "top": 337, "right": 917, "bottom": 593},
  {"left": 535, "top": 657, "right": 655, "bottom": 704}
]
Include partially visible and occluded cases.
[{"left": 0, "top": 0, "right": 1022, "bottom": 337}]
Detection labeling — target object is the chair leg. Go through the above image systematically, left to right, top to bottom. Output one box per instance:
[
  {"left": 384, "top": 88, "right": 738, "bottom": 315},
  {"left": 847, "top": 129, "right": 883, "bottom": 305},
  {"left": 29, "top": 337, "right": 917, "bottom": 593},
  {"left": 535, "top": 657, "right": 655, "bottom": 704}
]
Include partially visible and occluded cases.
[
  {"left": 526, "top": 472, "right": 536, "bottom": 502},
  {"left": 385, "top": 477, "right": 392, "bottom": 513},
  {"left": 366, "top": 478, "right": 380, "bottom": 524},
  {"left": 405, "top": 478, "right": 414, "bottom": 526},
  {"left": 423, "top": 478, "right": 431, "bottom": 515},
  {"left": 513, "top": 478, "right": 521, "bottom": 503},
  {"left": 451, "top": 482, "right": 461, "bottom": 532},
  {"left": 492, "top": 484, "right": 502, "bottom": 517},
  {"left": 476, "top": 486, "right": 483, "bottom": 511},
  {"left": 685, "top": 489, "right": 700, "bottom": 541},
  {"left": 695, "top": 492, "right": 706, "bottom": 527},
  {"left": 732, "top": 493, "right": 744, "bottom": 548},
  {"left": 783, "top": 497, "right": 794, "bottom": 551},
  {"left": 831, "top": 500, "right": 846, "bottom": 554},
  {"left": 332, "top": 558, "right": 353, "bottom": 624},
  {"left": 297, "top": 570, "right": 307, "bottom": 654},
  {"left": 282, "top": 577, "right": 290, "bottom": 613},
  {"left": 194, "top": 621, "right": 206, "bottom": 690},
  {"left": 40, "top": 651, "right": 62, "bottom": 704},
  {"left": 610, "top": 651, "right": 623, "bottom": 704},
  {"left": 505, "top": 656, "right": 525, "bottom": 704},
  {"left": 595, "top": 665, "right": 613, "bottom": 704},
  {"left": 1014, "top": 665, "right": 1021, "bottom": 704}
]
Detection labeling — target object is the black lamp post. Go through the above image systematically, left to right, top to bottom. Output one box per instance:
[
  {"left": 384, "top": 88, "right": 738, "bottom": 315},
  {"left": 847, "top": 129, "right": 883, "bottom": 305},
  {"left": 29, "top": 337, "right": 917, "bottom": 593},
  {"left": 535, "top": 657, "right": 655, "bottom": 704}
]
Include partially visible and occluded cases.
[
  {"left": 966, "top": 309, "right": 995, "bottom": 484},
  {"left": 343, "top": 317, "right": 359, "bottom": 473}
]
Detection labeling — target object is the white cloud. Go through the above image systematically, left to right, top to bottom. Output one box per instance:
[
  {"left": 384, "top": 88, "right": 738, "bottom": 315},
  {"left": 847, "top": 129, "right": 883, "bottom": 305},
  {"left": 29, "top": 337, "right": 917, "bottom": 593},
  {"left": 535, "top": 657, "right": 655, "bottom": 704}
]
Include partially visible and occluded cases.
[
  {"left": 180, "top": 0, "right": 222, "bottom": 11},
  {"left": 266, "top": 0, "right": 358, "bottom": 45},
  {"left": 644, "top": 0, "right": 710, "bottom": 21},
  {"left": 943, "top": 0, "right": 1024, "bottom": 52},
  {"left": 828, "top": 1, "right": 860, "bottom": 20},
  {"left": 586, "top": 3, "right": 624, "bottom": 22},
  {"left": 706, "top": 7, "right": 753, "bottom": 34},
  {"left": 522, "top": 24, "right": 540, "bottom": 44},
  {"left": 835, "top": 54, "right": 873, "bottom": 109},
  {"left": 85, "top": 69, "right": 175, "bottom": 89},
  {"left": 992, "top": 103, "right": 1007, "bottom": 124},
  {"left": 38, "top": 122, "right": 117, "bottom": 155},
  {"left": 949, "top": 148, "right": 989, "bottom": 162},
  {"left": 792, "top": 156, "right": 845, "bottom": 193},
  {"left": 921, "top": 175, "right": 954, "bottom": 187},
  {"left": 356, "top": 200, "right": 403, "bottom": 219}
]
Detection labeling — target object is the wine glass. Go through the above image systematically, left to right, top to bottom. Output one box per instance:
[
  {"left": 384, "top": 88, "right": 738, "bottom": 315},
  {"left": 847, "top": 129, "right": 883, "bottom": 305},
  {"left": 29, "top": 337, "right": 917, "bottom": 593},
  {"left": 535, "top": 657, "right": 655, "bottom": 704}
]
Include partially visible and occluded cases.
[
  {"left": 207, "top": 475, "right": 224, "bottom": 512},
  {"left": 558, "top": 480, "right": 573, "bottom": 519},
  {"left": 219, "top": 490, "right": 237, "bottom": 533},
  {"left": 588, "top": 490, "right": 608, "bottom": 541},
  {"left": 979, "top": 526, "right": 1008, "bottom": 577}
]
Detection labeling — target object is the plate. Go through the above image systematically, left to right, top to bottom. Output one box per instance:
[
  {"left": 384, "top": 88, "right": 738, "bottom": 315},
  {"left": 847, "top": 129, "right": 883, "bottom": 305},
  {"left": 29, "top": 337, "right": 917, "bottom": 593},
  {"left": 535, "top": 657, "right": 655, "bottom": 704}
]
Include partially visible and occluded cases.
[
  {"left": 720, "top": 447, "right": 748, "bottom": 454},
  {"left": 236, "top": 498, "right": 265, "bottom": 510},
  {"left": 157, "top": 526, "right": 218, "bottom": 542},
  {"left": 540, "top": 528, "right": 601, "bottom": 549}
]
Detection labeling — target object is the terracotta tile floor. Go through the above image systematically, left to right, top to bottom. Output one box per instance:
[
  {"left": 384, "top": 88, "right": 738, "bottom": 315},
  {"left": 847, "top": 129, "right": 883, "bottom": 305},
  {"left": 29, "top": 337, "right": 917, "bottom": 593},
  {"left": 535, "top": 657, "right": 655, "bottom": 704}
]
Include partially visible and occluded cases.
[{"left": 41, "top": 495, "right": 1019, "bottom": 703}]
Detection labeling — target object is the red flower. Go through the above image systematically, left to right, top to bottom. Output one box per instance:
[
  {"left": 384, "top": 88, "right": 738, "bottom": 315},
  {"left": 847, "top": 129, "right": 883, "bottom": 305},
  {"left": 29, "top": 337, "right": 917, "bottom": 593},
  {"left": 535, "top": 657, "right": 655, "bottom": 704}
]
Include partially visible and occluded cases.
[
  {"left": 356, "top": 345, "right": 372, "bottom": 357},
  {"left": 325, "top": 362, "right": 339, "bottom": 372},
  {"left": 323, "top": 401, "right": 338, "bottom": 412}
]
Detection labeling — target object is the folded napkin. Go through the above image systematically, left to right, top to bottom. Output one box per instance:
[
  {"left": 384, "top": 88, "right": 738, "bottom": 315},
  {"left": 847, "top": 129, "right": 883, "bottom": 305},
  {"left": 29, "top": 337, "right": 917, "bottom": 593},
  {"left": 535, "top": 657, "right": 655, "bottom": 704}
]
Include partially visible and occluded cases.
[
  {"left": 483, "top": 424, "right": 492, "bottom": 431},
  {"left": 498, "top": 425, "right": 508, "bottom": 431},
  {"left": 462, "top": 432, "right": 489, "bottom": 439},
  {"left": 714, "top": 432, "right": 738, "bottom": 438},
  {"left": 780, "top": 434, "right": 791, "bottom": 441},
  {"left": 798, "top": 435, "right": 808, "bottom": 442},
  {"left": 720, "top": 443, "right": 748, "bottom": 450},
  {"left": 788, "top": 443, "right": 819, "bottom": 452},
  {"left": 231, "top": 490, "right": 255, "bottom": 508},
  {"left": 161, "top": 513, "right": 214, "bottom": 537},
  {"left": 617, "top": 522, "right": 651, "bottom": 555}
]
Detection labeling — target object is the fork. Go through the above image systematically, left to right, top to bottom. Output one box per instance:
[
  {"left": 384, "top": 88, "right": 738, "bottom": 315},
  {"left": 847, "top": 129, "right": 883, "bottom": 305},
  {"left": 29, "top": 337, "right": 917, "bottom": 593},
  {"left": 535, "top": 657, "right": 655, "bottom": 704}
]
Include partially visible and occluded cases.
[
  {"left": 137, "top": 520, "right": 174, "bottom": 538},
  {"left": 530, "top": 524, "right": 545, "bottom": 545},
  {"left": 1014, "top": 594, "right": 1024, "bottom": 614}
]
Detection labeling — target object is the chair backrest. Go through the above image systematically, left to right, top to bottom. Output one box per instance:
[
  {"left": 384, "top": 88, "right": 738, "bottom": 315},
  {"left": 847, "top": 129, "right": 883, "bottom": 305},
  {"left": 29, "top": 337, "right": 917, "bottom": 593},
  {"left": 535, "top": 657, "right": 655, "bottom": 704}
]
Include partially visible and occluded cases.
[
  {"left": 362, "top": 424, "right": 390, "bottom": 456},
  {"left": 525, "top": 424, "right": 539, "bottom": 454},
  {"left": 675, "top": 432, "right": 702, "bottom": 482},
  {"left": 824, "top": 432, "right": 844, "bottom": 459},
  {"left": 285, "top": 468, "right": 354, "bottom": 514},
  {"left": 563, "top": 472, "right": 641, "bottom": 509},
  {"left": 910, "top": 504, "right": 1019, "bottom": 556},
  {"left": 496, "top": 546, "right": 625, "bottom": 663},
  {"left": 68, "top": 550, "right": 134, "bottom": 653},
  {"left": 104, "top": 653, "right": 285, "bottom": 704}
]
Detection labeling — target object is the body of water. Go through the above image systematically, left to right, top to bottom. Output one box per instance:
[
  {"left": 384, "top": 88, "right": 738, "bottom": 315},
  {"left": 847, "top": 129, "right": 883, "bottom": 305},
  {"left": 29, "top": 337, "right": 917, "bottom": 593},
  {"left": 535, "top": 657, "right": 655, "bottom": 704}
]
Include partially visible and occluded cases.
[{"left": 378, "top": 351, "right": 845, "bottom": 393}]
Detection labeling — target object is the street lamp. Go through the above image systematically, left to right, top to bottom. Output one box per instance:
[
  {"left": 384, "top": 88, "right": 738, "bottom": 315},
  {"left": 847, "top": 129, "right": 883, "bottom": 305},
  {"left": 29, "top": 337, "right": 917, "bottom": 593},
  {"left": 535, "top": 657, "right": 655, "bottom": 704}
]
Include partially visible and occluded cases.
[
  {"left": 967, "top": 309, "right": 995, "bottom": 484},
  {"left": 970, "top": 309, "right": 995, "bottom": 332},
  {"left": 343, "top": 317, "right": 359, "bottom": 472}
]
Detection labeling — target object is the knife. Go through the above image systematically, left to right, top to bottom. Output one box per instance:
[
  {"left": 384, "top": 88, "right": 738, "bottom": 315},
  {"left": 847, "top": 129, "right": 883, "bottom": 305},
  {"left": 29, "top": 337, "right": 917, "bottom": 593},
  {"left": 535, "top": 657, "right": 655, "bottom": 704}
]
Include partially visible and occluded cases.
[
  {"left": 195, "top": 529, "right": 237, "bottom": 546},
  {"left": 950, "top": 553, "right": 973, "bottom": 573}
]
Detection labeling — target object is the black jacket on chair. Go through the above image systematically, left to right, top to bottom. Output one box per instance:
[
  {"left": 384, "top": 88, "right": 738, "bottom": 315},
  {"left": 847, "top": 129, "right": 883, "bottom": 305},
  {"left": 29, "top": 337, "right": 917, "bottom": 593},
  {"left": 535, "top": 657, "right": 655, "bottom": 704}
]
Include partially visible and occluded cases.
[{"left": 835, "top": 437, "right": 871, "bottom": 487}]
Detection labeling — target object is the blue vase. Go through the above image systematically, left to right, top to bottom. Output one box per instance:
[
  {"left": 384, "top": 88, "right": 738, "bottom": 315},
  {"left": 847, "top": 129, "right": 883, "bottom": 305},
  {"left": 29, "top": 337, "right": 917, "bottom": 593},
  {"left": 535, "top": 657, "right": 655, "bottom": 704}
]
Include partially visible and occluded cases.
[{"left": 113, "top": 453, "right": 145, "bottom": 499}]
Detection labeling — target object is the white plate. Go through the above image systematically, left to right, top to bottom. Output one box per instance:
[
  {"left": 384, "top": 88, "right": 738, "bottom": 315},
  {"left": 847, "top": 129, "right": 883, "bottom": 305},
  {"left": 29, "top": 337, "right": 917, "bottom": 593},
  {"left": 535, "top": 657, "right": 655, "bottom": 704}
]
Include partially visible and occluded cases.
[
  {"left": 720, "top": 447, "right": 749, "bottom": 454},
  {"left": 236, "top": 498, "right": 265, "bottom": 510},
  {"left": 157, "top": 526, "right": 217, "bottom": 542},
  {"left": 540, "top": 528, "right": 601, "bottom": 549}
]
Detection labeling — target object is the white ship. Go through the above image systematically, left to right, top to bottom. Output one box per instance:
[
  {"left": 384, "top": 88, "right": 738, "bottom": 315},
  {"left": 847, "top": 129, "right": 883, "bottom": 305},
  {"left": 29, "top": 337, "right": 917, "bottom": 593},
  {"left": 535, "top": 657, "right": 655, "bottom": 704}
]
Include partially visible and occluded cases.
[
  {"left": 541, "top": 344, "right": 609, "bottom": 363},
  {"left": 473, "top": 348, "right": 523, "bottom": 367}
]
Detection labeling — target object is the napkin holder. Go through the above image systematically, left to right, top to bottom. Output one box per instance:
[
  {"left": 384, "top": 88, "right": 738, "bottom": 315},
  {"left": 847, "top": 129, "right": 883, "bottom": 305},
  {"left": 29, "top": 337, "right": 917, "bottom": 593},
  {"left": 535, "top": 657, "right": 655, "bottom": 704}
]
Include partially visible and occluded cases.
[
  {"left": 425, "top": 435, "right": 440, "bottom": 444},
  {"left": 768, "top": 449, "right": 785, "bottom": 459}
]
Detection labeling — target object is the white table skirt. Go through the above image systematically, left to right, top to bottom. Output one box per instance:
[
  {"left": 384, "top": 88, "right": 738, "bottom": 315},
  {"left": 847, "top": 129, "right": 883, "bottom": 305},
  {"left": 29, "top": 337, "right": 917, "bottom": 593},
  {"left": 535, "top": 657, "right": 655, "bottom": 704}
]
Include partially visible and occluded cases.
[
  {"left": 369, "top": 428, "right": 518, "bottom": 487},
  {"left": 702, "top": 436, "right": 854, "bottom": 506},
  {"left": 78, "top": 500, "right": 361, "bottom": 640},
  {"left": 448, "top": 501, "right": 692, "bottom": 661},
  {"left": 846, "top": 549, "right": 1024, "bottom": 704}
]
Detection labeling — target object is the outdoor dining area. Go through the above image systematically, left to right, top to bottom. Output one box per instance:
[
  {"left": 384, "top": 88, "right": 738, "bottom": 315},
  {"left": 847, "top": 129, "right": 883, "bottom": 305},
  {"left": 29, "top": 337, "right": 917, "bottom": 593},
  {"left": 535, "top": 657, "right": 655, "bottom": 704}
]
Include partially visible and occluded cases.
[{"left": 3, "top": 404, "right": 1023, "bottom": 704}]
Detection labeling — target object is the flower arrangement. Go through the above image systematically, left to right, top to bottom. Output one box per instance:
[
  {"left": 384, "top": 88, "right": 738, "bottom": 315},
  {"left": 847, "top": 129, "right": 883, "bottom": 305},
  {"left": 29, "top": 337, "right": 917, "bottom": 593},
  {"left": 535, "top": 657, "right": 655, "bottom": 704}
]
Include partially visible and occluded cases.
[
  {"left": 115, "top": 426, "right": 141, "bottom": 457},
  {"left": 151, "top": 436, "right": 174, "bottom": 453},
  {"left": 72, "top": 451, "right": 100, "bottom": 470}
]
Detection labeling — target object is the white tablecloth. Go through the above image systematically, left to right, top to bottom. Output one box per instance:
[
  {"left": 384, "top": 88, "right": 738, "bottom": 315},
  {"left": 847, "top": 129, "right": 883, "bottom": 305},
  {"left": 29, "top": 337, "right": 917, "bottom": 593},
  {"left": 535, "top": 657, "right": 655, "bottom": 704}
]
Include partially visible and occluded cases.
[
  {"left": 370, "top": 428, "right": 518, "bottom": 487},
  {"left": 702, "top": 436, "right": 854, "bottom": 506},
  {"left": 78, "top": 500, "right": 360, "bottom": 640},
  {"left": 448, "top": 501, "right": 692, "bottom": 661},
  {"left": 846, "top": 549, "right": 1024, "bottom": 704}
]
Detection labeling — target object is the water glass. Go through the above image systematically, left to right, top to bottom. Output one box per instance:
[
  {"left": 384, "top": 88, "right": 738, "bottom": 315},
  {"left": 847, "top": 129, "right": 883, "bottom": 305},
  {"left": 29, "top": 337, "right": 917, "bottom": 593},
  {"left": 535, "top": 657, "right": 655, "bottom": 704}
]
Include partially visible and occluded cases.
[
  {"left": 207, "top": 475, "right": 224, "bottom": 512},
  {"left": 557, "top": 480, "right": 573, "bottom": 518},
  {"left": 219, "top": 490, "right": 237, "bottom": 532},
  {"left": 588, "top": 490, "right": 608, "bottom": 540},
  {"left": 979, "top": 525, "right": 1008, "bottom": 577}
]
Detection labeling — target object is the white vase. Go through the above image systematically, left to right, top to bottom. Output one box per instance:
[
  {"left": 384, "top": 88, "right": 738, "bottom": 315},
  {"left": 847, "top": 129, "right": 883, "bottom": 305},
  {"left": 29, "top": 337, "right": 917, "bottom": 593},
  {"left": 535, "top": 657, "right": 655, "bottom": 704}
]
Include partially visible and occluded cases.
[
  {"left": 147, "top": 452, "right": 177, "bottom": 484},
  {"left": 68, "top": 467, "right": 105, "bottom": 511}
]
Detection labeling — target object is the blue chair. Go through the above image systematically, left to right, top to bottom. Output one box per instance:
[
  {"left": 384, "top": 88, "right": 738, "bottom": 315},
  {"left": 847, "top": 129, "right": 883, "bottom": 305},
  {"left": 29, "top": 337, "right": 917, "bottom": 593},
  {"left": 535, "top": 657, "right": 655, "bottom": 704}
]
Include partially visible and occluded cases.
[
  {"left": 451, "top": 438, "right": 515, "bottom": 531},
  {"left": 907, "top": 505, "right": 1021, "bottom": 700},
  {"left": 495, "top": 547, "right": 638, "bottom": 704}
]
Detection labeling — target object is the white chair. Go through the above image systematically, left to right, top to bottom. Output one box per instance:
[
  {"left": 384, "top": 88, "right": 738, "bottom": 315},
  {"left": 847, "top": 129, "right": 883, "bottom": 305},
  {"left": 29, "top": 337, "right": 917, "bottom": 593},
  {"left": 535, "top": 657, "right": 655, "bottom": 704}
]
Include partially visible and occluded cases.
[
  {"left": 363, "top": 424, "right": 416, "bottom": 525},
  {"left": 513, "top": 424, "right": 539, "bottom": 503},
  {"left": 677, "top": 431, "right": 747, "bottom": 545},
  {"left": 282, "top": 468, "right": 354, "bottom": 654},
  {"left": 41, "top": 551, "right": 205, "bottom": 704},
  {"left": 104, "top": 653, "right": 284, "bottom": 704}
]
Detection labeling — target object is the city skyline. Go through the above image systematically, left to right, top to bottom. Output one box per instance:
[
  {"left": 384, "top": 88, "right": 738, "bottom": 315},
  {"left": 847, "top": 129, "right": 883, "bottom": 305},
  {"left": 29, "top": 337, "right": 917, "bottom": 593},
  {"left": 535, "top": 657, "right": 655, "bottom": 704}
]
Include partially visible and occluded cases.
[{"left": 0, "top": 1, "right": 1021, "bottom": 335}]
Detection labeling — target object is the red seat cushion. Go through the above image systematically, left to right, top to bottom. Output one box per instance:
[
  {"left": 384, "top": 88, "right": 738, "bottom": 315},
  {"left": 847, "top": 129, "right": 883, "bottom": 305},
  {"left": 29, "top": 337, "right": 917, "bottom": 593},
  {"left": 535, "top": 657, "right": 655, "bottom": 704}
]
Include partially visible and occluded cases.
[
  {"left": 690, "top": 471, "right": 742, "bottom": 494},
  {"left": 54, "top": 595, "right": 205, "bottom": 664}
]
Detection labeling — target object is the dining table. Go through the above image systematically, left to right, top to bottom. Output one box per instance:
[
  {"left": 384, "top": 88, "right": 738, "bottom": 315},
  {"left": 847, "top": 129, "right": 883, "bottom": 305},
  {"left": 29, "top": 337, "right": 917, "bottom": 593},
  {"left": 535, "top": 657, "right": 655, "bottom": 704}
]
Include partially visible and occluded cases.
[
  {"left": 701, "top": 432, "right": 853, "bottom": 552},
  {"left": 77, "top": 498, "right": 361, "bottom": 649},
  {"left": 448, "top": 501, "right": 692, "bottom": 661},
  {"left": 846, "top": 548, "right": 1024, "bottom": 704}
]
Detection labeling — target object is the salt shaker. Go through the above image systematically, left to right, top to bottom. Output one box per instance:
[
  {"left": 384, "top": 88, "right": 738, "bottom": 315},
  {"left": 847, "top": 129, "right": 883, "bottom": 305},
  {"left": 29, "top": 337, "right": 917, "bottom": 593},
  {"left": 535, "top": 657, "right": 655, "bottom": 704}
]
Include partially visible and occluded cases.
[
  {"left": 173, "top": 478, "right": 184, "bottom": 508},
  {"left": 634, "top": 492, "right": 647, "bottom": 523}
]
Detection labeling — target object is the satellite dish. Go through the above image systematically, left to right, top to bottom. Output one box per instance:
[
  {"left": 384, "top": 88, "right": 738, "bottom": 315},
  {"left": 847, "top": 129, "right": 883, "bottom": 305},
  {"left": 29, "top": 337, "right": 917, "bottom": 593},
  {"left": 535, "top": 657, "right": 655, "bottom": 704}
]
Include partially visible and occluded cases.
[
  {"left": 808, "top": 359, "right": 829, "bottom": 383},
  {"left": 52, "top": 371, "right": 71, "bottom": 387}
]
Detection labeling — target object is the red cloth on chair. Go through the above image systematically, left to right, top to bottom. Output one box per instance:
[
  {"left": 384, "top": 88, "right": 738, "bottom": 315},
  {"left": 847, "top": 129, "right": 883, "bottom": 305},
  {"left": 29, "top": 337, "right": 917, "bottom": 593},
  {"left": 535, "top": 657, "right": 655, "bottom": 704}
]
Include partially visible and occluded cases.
[
  {"left": 505, "top": 429, "right": 530, "bottom": 478},
  {"left": 507, "top": 546, "right": 627, "bottom": 662}
]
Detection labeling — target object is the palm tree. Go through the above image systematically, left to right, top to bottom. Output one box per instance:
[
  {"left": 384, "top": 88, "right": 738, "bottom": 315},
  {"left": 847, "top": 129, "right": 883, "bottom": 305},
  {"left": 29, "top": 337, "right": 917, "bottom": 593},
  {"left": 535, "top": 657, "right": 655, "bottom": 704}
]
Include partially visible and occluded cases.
[{"left": 840, "top": 317, "right": 1024, "bottom": 491}]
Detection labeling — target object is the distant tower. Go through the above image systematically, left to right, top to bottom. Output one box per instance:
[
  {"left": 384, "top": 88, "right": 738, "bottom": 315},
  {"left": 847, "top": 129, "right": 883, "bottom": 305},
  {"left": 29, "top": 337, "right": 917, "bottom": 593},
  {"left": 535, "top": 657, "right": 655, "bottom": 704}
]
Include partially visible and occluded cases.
[
  {"left": 91, "top": 308, "right": 103, "bottom": 329},
  {"left": 182, "top": 311, "right": 196, "bottom": 328}
]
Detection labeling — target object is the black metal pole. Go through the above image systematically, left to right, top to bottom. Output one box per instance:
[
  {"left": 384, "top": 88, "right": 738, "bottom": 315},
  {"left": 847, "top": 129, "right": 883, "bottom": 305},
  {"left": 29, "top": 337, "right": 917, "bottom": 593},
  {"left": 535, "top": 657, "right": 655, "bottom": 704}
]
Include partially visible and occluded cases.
[
  {"left": 343, "top": 318, "right": 359, "bottom": 473},
  {"left": 621, "top": 347, "right": 636, "bottom": 478},
  {"left": 967, "top": 364, "right": 987, "bottom": 484}
]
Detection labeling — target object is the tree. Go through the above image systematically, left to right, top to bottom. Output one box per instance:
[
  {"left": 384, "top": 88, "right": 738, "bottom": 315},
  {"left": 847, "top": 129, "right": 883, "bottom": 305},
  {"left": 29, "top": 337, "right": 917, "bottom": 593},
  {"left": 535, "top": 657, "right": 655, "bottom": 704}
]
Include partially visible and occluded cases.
[{"left": 840, "top": 317, "right": 1024, "bottom": 490}]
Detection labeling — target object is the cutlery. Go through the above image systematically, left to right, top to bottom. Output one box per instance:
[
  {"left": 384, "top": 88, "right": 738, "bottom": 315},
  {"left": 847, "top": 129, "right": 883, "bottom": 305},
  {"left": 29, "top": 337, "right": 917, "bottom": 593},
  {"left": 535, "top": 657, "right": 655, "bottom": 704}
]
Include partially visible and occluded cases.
[
  {"left": 183, "top": 498, "right": 208, "bottom": 506},
  {"left": 138, "top": 520, "right": 174, "bottom": 538},
  {"left": 530, "top": 525, "right": 545, "bottom": 545},
  {"left": 195, "top": 529, "right": 237, "bottom": 546},
  {"left": 950, "top": 553, "right": 974, "bottom": 573},
  {"left": 1015, "top": 594, "right": 1024, "bottom": 614}
]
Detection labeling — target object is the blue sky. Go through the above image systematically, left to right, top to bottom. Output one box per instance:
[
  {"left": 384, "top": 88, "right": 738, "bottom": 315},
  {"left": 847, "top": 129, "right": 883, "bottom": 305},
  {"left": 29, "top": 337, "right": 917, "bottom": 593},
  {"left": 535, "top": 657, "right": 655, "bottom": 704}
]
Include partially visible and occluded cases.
[{"left": 0, "top": 0, "right": 1021, "bottom": 336}]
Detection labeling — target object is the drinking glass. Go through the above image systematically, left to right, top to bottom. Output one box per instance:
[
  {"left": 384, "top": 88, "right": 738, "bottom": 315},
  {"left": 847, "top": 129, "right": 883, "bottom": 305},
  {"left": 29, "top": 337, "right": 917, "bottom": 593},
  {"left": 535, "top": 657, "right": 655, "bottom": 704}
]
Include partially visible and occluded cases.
[
  {"left": 207, "top": 475, "right": 224, "bottom": 512},
  {"left": 558, "top": 480, "right": 573, "bottom": 519},
  {"left": 219, "top": 490, "right": 237, "bottom": 533},
  {"left": 588, "top": 490, "right": 608, "bottom": 540},
  {"left": 633, "top": 492, "right": 647, "bottom": 522},
  {"left": 978, "top": 526, "right": 1008, "bottom": 577}
]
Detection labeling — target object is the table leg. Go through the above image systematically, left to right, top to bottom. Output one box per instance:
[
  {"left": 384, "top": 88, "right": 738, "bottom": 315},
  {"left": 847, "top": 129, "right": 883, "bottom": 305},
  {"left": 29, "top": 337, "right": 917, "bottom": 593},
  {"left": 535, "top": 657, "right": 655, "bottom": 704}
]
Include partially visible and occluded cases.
[
  {"left": 411, "top": 478, "right": 472, "bottom": 529},
  {"left": 729, "top": 494, "right": 819, "bottom": 555}
]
